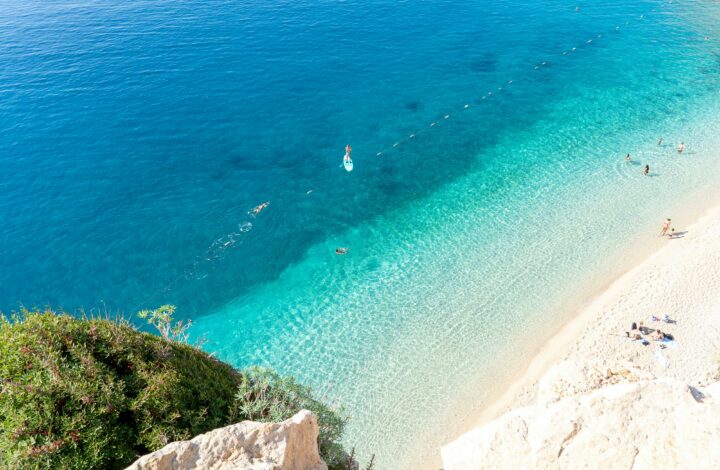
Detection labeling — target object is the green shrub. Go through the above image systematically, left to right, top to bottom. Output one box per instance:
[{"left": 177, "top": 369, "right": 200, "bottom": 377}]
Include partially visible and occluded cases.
[
  {"left": 0, "top": 308, "right": 354, "bottom": 470},
  {"left": 0, "top": 309, "right": 240, "bottom": 470},
  {"left": 231, "top": 366, "right": 348, "bottom": 469}
]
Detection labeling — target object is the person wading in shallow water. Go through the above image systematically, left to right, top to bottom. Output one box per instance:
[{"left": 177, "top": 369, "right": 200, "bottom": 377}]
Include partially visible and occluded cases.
[
  {"left": 643, "top": 164, "right": 650, "bottom": 176},
  {"left": 660, "top": 218, "right": 671, "bottom": 237}
]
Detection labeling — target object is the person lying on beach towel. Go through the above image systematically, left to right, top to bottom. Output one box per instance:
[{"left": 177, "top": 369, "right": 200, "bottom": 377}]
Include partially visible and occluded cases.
[
  {"left": 649, "top": 329, "right": 674, "bottom": 341},
  {"left": 650, "top": 329, "right": 664, "bottom": 341}
]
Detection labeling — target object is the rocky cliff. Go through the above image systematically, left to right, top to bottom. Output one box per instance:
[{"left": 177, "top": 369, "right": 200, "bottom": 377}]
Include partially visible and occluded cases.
[
  {"left": 442, "top": 361, "right": 720, "bottom": 470},
  {"left": 126, "top": 410, "right": 328, "bottom": 470}
]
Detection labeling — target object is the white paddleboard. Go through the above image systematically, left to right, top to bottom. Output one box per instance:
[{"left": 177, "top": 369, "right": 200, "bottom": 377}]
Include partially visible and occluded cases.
[{"left": 343, "top": 154, "right": 353, "bottom": 172}]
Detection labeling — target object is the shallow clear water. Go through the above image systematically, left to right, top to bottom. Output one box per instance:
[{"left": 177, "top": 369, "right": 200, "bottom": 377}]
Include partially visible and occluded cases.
[{"left": 2, "top": 0, "right": 720, "bottom": 467}]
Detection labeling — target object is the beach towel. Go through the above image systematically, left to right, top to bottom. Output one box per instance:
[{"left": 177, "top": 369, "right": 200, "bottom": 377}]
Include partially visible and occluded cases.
[{"left": 654, "top": 347, "right": 669, "bottom": 368}]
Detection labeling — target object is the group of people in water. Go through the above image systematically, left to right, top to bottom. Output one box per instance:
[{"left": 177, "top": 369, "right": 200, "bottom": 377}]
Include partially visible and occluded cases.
[
  {"left": 252, "top": 135, "right": 690, "bottom": 256},
  {"left": 625, "top": 138, "right": 686, "bottom": 176}
]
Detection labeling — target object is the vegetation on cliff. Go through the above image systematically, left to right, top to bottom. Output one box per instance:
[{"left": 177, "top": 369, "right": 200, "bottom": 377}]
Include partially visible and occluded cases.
[
  {"left": 0, "top": 308, "right": 350, "bottom": 470},
  {"left": 232, "top": 366, "right": 347, "bottom": 466}
]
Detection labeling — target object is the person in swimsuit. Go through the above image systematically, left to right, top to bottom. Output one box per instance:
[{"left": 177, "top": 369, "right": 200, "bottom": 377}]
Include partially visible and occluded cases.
[
  {"left": 657, "top": 137, "right": 663, "bottom": 146},
  {"left": 677, "top": 142, "right": 685, "bottom": 153},
  {"left": 343, "top": 145, "right": 352, "bottom": 166},
  {"left": 625, "top": 153, "right": 632, "bottom": 161},
  {"left": 643, "top": 164, "right": 650, "bottom": 176},
  {"left": 251, "top": 201, "right": 269, "bottom": 216},
  {"left": 660, "top": 218, "right": 671, "bottom": 236},
  {"left": 335, "top": 247, "right": 349, "bottom": 255}
]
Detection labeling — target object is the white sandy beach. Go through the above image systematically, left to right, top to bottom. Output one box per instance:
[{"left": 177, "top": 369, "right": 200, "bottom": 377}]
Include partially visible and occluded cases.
[{"left": 440, "top": 203, "right": 720, "bottom": 463}]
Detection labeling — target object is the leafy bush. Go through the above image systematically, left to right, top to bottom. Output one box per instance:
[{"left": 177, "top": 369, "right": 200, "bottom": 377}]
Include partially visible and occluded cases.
[
  {"left": 0, "top": 308, "right": 354, "bottom": 470},
  {"left": 0, "top": 309, "right": 240, "bottom": 469},
  {"left": 231, "top": 367, "right": 348, "bottom": 469}
]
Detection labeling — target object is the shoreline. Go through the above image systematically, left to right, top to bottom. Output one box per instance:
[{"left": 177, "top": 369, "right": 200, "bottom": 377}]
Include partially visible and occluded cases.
[
  {"left": 401, "top": 178, "right": 720, "bottom": 470},
  {"left": 440, "top": 200, "right": 720, "bottom": 462}
]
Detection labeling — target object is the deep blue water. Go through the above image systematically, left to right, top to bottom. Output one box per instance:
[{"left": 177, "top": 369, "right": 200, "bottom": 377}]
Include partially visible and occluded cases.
[
  {"left": 0, "top": 0, "right": 654, "bottom": 314},
  {"left": 3, "top": 1, "right": 720, "bottom": 467}
]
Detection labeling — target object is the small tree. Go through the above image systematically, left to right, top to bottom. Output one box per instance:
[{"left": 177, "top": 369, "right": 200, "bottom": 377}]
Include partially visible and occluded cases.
[{"left": 137, "top": 305, "right": 191, "bottom": 343}]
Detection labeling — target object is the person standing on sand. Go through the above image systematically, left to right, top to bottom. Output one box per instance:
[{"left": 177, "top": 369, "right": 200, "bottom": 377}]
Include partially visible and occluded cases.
[
  {"left": 678, "top": 142, "right": 685, "bottom": 153},
  {"left": 643, "top": 164, "right": 649, "bottom": 176},
  {"left": 660, "top": 218, "right": 671, "bottom": 236}
]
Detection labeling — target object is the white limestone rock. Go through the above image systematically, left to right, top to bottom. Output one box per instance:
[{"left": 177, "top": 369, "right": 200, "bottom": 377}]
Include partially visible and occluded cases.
[
  {"left": 536, "top": 360, "right": 653, "bottom": 404},
  {"left": 442, "top": 362, "right": 720, "bottom": 470},
  {"left": 126, "top": 410, "right": 328, "bottom": 470}
]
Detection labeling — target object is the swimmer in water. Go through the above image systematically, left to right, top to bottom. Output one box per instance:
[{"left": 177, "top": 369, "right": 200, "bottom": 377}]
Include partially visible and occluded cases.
[
  {"left": 657, "top": 137, "right": 663, "bottom": 146},
  {"left": 677, "top": 142, "right": 685, "bottom": 153},
  {"left": 625, "top": 153, "right": 632, "bottom": 161},
  {"left": 643, "top": 164, "right": 650, "bottom": 176},
  {"left": 251, "top": 201, "right": 269, "bottom": 216},
  {"left": 335, "top": 247, "right": 349, "bottom": 255}
]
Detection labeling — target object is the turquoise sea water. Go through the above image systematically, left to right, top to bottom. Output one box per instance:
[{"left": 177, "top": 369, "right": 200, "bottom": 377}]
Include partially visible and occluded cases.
[{"left": 2, "top": 1, "right": 720, "bottom": 467}]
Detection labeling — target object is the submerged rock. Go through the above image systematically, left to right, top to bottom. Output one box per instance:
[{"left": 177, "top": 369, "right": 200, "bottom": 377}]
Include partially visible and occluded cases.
[
  {"left": 442, "top": 361, "right": 720, "bottom": 469},
  {"left": 127, "top": 410, "right": 327, "bottom": 470}
]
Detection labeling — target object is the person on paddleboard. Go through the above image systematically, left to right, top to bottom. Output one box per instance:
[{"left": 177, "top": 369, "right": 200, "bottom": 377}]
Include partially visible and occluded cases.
[{"left": 343, "top": 145, "right": 354, "bottom": 171}]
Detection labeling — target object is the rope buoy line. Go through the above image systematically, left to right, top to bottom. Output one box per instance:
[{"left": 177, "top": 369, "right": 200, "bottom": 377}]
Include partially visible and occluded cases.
[
  {"left": 131, "top": 9, "right": 659, "bottom": 314},
  {"left": 372, "top": 12, "right": 649, "bottom": 159}
]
